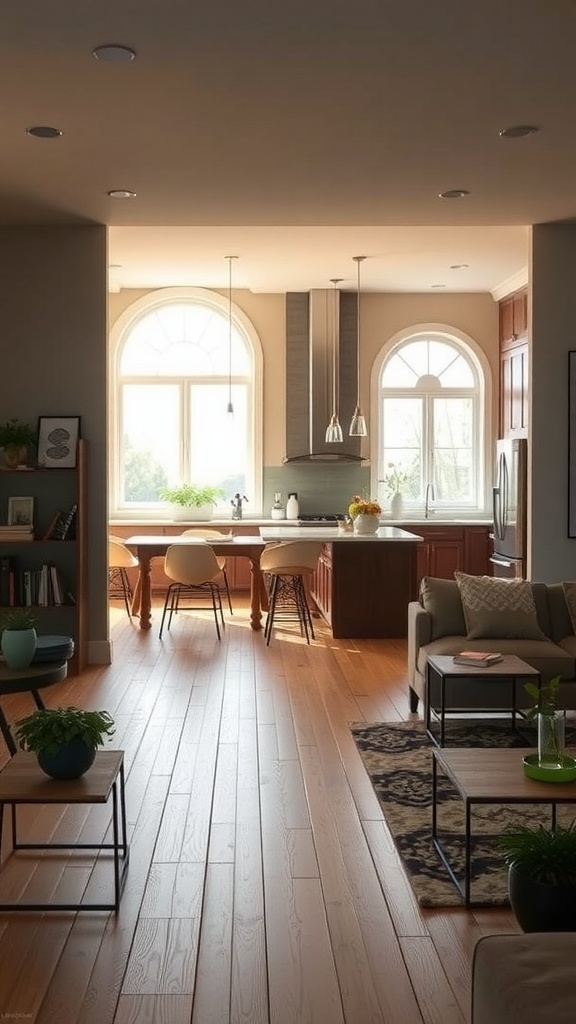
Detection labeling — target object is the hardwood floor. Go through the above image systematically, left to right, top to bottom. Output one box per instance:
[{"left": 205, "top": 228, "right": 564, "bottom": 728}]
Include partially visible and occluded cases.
[{"left": 0, "top": 597, "right": 518, "bottom": 1024}]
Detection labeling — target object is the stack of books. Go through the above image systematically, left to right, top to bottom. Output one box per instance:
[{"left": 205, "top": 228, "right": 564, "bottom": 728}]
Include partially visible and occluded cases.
[
  {"left": 0, "top": 523, "right": 34, "bottom": 542},
  {"left": 453, "top": 651, "right": 503, "bottom": 667}
]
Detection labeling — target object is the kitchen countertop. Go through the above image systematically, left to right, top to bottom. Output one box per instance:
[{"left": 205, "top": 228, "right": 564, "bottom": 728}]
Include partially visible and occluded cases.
[
  {"left": 110, "top": 517, "right": 492, "bottom": 528},
  {"left": 260, "top": 526, "right": 422, "bottom": 542}
]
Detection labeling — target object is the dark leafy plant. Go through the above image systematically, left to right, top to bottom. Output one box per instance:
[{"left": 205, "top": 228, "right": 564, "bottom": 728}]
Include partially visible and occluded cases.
[
  {"left": 0, "top": 418, "right": 36, "bottom": 453},
  {"left": 1, "top": 608, "right": 37, "bottom": 631},
  {"left": 523, "top": 674, "right": 560, "bottom": 720},
  {"left": 14, "top": 706, "right": 115, "bottom": 757},
  {"left": 497, "top": 821, "right": 576, "bottom": 887}
]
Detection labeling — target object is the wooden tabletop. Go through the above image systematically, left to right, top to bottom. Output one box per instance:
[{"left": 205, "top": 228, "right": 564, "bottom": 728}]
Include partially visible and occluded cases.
[
  {"left": 434, "top": 746, "right": 576, "bottom": 801},
  {"left": 0, "top": 750, "right": 124, "bottom": 802}
]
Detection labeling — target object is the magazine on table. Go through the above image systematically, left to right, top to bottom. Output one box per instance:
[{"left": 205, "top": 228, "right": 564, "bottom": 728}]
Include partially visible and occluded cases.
[{"left": 453, "top": 651, "right": 503, "bottom": 667}]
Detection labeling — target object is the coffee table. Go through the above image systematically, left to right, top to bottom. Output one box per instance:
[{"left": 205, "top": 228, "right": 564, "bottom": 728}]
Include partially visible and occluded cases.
[
  {"left": 425, "top": 654, "right": 540, "bottom": 746},
  {"left": 432, "top": 746, "right": 576, "bottom": 906}
]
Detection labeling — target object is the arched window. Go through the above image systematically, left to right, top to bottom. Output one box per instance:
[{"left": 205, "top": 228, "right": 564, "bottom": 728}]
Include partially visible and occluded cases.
[
  {"left": 109, "top": 287, "right": 262, "bottom": 517},
  {"left": 375, "top": 328, "right": 489, "bottom": 514}
]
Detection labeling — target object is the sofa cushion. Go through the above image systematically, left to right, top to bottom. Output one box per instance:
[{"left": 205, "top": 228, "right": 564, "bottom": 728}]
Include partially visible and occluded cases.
[
  {"left": 454, "top": 572, "right": 546, "bottom": 640},
  {"left": 419, "top": 576, "right": 466, "bottom": 640},
  {"left": 561, "top": 581, "right": 576, "bottom": 636}
]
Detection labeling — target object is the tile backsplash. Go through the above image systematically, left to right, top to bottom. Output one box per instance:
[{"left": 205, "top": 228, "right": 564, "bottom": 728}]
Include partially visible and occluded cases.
[{"left": 263, "top": 463, "right": 370, "bottom": 515}]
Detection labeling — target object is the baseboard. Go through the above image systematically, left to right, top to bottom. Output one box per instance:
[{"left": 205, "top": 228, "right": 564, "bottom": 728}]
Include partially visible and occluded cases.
[{"left": 88, "top": 639, "right": 113, "bottom": 665}]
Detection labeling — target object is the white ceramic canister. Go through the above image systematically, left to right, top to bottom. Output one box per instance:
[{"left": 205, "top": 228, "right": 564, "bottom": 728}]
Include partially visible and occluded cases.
[{"left": 286, "top": 492, "right": 299, "bottom": 519}]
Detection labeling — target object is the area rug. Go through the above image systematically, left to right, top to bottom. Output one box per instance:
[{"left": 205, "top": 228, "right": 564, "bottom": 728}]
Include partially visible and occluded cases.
[{"left": 350, "top": 719, "right": 576, "bottom": 907}]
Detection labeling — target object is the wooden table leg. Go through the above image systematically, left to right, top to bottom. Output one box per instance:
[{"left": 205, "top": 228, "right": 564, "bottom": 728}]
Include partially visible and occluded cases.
[
  {"left": 135, "top": 552, "right": 152, "bottom": 630},
  {"left": 249, "top": 557, "right": 263, "bottom": 631}
]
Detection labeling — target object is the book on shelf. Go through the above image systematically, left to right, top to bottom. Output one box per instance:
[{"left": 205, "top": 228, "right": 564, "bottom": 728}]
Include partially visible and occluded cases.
[
  {"left": 49, "top": 504, "right": 77, "bottom": 541},
  {"left": 0, "top": 524, "right": 34, "bottom": 541},
  {"left": 453, "top": 651, "right": 503, "bottom": 667}
]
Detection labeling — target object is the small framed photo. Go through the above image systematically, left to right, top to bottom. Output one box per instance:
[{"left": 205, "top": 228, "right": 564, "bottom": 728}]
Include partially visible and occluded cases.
[
  {"left": 37, "top": 416, "right": 81, "bottom": 469},
  {"left": 8, "top": 496, "right": 34, "bottom": 526}
]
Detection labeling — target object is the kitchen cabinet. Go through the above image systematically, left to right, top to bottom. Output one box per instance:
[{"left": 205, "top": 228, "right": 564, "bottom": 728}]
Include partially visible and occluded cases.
[
  {"left": 499, "top": 287, "right": 529, "bottom": 438},
  {"left": 402, "top": 524, "right": 492, "bottom": 589},
  {"left": 310, "top": 537, "right": 419, "bottom": 637}
]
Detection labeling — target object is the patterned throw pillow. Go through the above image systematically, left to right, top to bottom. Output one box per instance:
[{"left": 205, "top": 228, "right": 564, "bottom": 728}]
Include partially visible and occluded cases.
[
  {"left": 454, "top": 571, "right": 546, "bottom": 640},
  {"left": 562, "top": 581, "right": 576, "bottom": 634}
]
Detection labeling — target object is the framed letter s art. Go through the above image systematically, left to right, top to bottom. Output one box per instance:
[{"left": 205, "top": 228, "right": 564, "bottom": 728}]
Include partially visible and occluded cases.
[{"left": 37, "top": 416, "right": 81, "bottom": 469}]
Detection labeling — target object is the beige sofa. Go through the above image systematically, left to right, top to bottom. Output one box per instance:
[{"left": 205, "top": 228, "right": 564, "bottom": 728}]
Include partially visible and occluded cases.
[{"left": 407, "top": 577, "right": 576, "bottom": 714}]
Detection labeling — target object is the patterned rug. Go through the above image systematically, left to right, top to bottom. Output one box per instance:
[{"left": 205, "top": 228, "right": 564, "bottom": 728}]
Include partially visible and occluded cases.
[{"left": 350, "top": 719, "right": 576, "bottom": 907}]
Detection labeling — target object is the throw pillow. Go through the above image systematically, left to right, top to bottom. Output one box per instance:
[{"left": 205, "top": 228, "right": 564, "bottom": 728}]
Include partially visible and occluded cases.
[
  {"left": 454, "top": 571, "right": 546, "bottom": 640},
  {"left": 419, "top": 576, "right": 467, "bottom": 640},
  {"left": 562, "top": 581, "right": 576, "bottom": 635}
]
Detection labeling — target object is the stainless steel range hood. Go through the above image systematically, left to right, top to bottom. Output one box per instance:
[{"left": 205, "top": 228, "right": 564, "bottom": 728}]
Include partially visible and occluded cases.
[{"left": 284, "top": 290, "right": 364, "bottom": 463}]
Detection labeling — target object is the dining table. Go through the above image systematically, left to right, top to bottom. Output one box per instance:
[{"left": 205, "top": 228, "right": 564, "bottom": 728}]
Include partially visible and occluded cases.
[{"left": 125, "top": 534, "right": 267, "bottom": 631}]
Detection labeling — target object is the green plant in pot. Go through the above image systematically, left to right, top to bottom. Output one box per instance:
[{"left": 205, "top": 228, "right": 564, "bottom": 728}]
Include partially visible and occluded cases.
[
  {"left": 0, "top": 418, "right": 36, "bottom": 468},
  {"left": 159, "top": 483, "right": 224, "bottom": 522},
  {"left": 1, "top": 608, "right": 38, "bottom": 669},
  {"left": 524, "top": 674, "right": 565, "bottom": 768},
  {"left": 14, "top": 706, "right": 115, "bottom": 780},
  {"left": 497, "top": 821, "right": 576, "bottom": 932}
]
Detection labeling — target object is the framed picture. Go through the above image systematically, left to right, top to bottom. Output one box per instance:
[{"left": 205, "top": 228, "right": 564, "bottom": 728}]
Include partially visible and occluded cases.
[
  {"left": 569, "top": 353, "right": 576, "bottom": 537},
  {"left": 37, "top": 416, "right": 81, "bottom": 469},
  {"left": 8, "top": 496, "right": 34, "bottom": 526}
]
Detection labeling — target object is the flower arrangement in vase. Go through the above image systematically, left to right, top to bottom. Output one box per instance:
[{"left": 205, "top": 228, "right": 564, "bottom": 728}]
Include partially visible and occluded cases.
[
  {"left": 381, "top": 462, "right": 412, "bottom": 518},
  {"left": 348, "top": 495, "right": 382, "bottom": 535}
]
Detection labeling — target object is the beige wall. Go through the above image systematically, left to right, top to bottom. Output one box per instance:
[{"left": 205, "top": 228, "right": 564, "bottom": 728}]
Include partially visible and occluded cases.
[{"left": 110, "top": 288, "right": 499, "bottom": 468}]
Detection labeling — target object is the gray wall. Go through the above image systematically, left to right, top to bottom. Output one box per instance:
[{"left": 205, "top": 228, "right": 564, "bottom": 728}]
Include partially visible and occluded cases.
[
  {"left": 530, "top": 224, "right": 576, "bottom": 581},
  {"left": 0, "top": 226, "right": 109, "bottom": 659}
]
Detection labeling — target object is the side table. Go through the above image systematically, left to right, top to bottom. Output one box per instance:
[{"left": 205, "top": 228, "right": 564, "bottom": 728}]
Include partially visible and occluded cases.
[
  {"left": 425, "top": 654, "right": 541, "bottom": 746},
  {"left": 0, "top": 660, "right": 68, "bottom": 755},
  {"left": 0, "top": 750, "right": 129, "bottom": 911}
]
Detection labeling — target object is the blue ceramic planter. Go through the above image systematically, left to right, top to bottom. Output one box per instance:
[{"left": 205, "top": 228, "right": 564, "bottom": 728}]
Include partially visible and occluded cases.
[{"left": 37, "top": 739, "right": 96, "bottom": 780}]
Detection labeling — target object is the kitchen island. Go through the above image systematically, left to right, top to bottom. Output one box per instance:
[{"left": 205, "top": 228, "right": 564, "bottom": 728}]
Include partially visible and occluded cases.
[{"left": 260, "top": 526, "right": 422, "bottom": 638}]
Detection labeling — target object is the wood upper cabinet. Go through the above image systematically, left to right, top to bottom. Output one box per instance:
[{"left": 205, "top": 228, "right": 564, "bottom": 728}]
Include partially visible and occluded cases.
[{"left": 499, "top": 287, "right": 529, "bottom": 438}]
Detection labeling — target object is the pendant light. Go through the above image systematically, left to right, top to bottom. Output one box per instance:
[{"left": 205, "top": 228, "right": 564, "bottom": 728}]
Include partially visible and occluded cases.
[
  {"left": 349, "top": 255, "right": 368, "bottom": 437},
  {"left": 225, "top": 256, "right": 238, "bottom": 417},
  {"left": 325, "top": 277, "right": 343, "bottom": 443}
]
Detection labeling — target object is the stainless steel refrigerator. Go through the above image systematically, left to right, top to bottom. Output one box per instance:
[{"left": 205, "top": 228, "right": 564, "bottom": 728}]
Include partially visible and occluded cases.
[{"left": 490, "top": 437, "right": 528, "bottom": 578}]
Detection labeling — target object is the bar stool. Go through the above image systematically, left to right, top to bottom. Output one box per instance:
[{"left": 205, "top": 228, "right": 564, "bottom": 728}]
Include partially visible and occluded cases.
[
  {"left": 108, "top": 536, "right": 138, "bottom": 619},
  {"left": 260, "top": 542, "right": 323, "bottom": 645}
]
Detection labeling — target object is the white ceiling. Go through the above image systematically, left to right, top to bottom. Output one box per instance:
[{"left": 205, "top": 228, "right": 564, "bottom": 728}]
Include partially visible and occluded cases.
[{"left": 4, "top": 1, "right": 576, "bottom": 294}]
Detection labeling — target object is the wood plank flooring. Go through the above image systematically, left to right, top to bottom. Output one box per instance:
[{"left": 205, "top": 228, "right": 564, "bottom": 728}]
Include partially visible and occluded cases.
[{"left": 0, "top": 597, "right": 519, "bottom": 1024}]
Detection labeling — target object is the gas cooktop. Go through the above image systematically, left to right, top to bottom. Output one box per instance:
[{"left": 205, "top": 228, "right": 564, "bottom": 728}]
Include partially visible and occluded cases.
[{"left": 298, "top": 514, "right": 346, "bottom": 522}]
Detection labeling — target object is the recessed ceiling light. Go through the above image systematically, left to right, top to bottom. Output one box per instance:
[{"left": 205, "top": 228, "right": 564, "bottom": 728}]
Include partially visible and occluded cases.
[
  {"left": 93, "top": 44, "right": 136, "bottom": 62},
  {"left": 499, "top": 125, "right": 539, "bottom": 139},
  {"left": 26, "top": 126, "right": 63, "bottom": 139},
  {"left": 107, "top": 189, "right": 137, "bottom": 199},
  {"left": 439, "top": 189, "right": 470, "bottom": 199},
  {"left": 450, "top": 263, "right": 469, "bottom": 270},
  {"left": 431, "top": 284, "right": 446, "bottom": 289}
]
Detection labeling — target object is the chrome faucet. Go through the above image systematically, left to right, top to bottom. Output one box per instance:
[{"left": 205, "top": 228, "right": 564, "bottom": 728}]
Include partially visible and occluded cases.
[{"left": 425, "top": 482, "right": 435, "bottom": 518}]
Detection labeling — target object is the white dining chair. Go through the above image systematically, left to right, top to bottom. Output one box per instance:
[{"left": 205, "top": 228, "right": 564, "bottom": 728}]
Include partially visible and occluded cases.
[
  {"left": 181, "top": 528, "right": 233, "bottom": 614},
  {"left": 108, "top": 535, "right": 139, "bottom": 620},
  {"left": 159, "top": 541, "right": 225, "bottom": 639},
  {"left": 260, "top": 541, "right": 323, "bottom": 645}
]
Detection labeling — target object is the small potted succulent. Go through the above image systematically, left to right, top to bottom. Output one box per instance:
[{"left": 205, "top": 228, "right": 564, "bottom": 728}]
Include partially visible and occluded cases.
[
  {"left": 0, "top": 418, "right": 36, "bottom": 468},
  {"left": 159, "top": 483, "right": 224, "bottom": 521},
  {"left": 1, "top": 607, "right": 38, "bottom": 669},
  {"left": 14, "top": 706, "right": 116, "bottom": 780},
  {"left": 497, "top": 821, "right": 576, "bottom": 932}
]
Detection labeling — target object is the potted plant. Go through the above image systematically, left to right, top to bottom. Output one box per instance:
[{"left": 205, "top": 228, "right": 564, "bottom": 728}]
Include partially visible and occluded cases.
[
  {"left": 0, "top": 418, "right": 36, "bottom": 468},
  {"left": 159, "top": 483, "right": 224, "bottom": 522},
  {"left": 347, "top": 495, "right": 382, "bottom": 535},
  {"left": 1, "top": 607, "right": 38, "bottom": 669},
  {"left": 14, "top": 705, "right": 115, "bottom": 779},
  {"left": 497, "top": 821, "right": 576, "bottom": 932}
]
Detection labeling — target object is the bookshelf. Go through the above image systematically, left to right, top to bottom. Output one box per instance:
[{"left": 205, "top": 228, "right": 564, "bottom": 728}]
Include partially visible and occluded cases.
[{"left": 0, "top": 439, "right": 87, "bottom": 674}]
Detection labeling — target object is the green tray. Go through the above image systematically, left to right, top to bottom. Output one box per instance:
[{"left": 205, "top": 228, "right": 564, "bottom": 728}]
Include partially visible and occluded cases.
[{"left": 523, "top": 754, "right": 576, "bottom": 783}]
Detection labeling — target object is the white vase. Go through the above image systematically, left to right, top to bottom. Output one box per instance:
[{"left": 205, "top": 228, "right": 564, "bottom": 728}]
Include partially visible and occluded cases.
[
  {"left": 390, "top": 492, "right": 404, "bottom": 519},
  {"left": 353, "top": 513, "right": 380, "bottom": 535}
]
